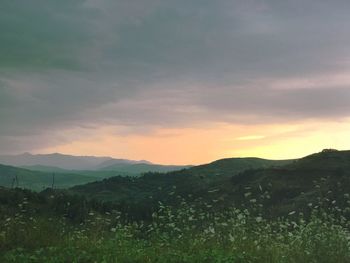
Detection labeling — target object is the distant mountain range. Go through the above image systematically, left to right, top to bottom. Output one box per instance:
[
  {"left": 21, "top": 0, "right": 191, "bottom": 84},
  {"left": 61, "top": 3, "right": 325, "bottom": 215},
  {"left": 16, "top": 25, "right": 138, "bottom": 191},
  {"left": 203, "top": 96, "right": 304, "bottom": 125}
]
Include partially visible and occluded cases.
[
  {"left": 0, "top": 153, "right": 190, "bottom": 174},
  {"left": 0, "top": 153, "right": 148, "bottom": 170},
  {"left": 0, "top": 153, "right": 289, "bottom": 191},
  {"left": 0, "top": 153, "right": 191, "bottom": 190}
]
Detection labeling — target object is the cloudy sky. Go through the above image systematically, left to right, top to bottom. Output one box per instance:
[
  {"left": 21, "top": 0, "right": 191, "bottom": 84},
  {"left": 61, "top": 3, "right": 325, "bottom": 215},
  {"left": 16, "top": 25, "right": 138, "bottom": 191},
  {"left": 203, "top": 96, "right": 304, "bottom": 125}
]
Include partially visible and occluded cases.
[{"left": 1, "top": 0, "right": 350, "bottom": 164}]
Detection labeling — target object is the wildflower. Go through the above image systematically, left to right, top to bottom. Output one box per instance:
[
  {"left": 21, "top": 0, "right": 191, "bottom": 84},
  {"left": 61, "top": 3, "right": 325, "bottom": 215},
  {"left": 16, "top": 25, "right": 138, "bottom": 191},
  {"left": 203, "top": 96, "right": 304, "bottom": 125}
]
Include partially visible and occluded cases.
[
  {"left": 237, "top": 214, "right": 244, "bottom": 220},
  {"left": 208, "top": 226, "right": 215, "bottom": 234},
  {"left": 228, "top": 234, "right": 235, "bottom": 242}
]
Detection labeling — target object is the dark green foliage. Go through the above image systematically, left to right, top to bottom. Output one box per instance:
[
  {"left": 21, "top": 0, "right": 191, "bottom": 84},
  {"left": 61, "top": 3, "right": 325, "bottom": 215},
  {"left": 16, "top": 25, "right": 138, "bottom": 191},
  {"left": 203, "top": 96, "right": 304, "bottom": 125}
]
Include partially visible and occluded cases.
[
  {"left": 70, "top": 150, "right": 350, "bottom": 219},
  {"left": 100, "top": 162, "right": 192, "bottom": 173},
  {"left": 0, "top": 164, "right": 139, "bottom": 191},
  {"left": 0, "top": 187, "right": 350, "bottom": 263}
]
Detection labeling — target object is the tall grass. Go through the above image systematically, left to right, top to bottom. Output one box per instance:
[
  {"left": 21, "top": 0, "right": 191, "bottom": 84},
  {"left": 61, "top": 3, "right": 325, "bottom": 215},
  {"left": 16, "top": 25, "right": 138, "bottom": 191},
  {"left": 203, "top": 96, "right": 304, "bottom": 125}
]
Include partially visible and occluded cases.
[{"left": 1, "top": 192, "right": 350, "bottom": 262}]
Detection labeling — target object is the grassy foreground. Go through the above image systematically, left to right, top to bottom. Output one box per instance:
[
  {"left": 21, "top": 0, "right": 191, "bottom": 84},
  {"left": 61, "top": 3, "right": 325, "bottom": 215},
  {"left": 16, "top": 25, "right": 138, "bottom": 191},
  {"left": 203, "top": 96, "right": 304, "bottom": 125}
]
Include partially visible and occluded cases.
[{"left": 1, "top": 191, "right": 350, "bottom": 263}]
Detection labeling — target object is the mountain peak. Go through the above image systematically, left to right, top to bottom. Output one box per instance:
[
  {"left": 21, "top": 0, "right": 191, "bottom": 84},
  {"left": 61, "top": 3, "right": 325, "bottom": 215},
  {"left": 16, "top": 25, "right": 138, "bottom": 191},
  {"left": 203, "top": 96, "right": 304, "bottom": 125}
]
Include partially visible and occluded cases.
[{"left": 0, "top": 153, "right": 154, "bottom": 171}]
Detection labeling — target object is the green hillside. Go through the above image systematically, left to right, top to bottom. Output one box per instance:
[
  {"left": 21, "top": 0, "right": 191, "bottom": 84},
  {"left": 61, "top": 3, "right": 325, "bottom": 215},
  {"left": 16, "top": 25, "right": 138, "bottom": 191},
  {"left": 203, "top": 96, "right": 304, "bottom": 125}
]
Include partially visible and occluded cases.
[
  {"left": 71, "top": 150, "right": 350, "bottom": 218},
  {"left": 8, "top": 156, "right": 287, "bottom": 193},
  {"left": 70, "top": 157, "right": 293, "bottom": 213},
  {"left": 179, "top": 157, "right": 292, "bottom": 177},
  {"left": 0, "top": 162, "right": 196, "bottom": 194},
  {"left": 100, "top": 162, "right": 191, "bottom": 173},
  {"left": 22, "top": 163, "right": 190, "bottom": 176},
  {"left": 0, "top": 164, "right": 100, "bottom": 191},
  {"left": 21, "top": 165, "right": 73, "bottom": 173},
  {"left": 22, "top": 165, "right": 141, "bottom": 178}
]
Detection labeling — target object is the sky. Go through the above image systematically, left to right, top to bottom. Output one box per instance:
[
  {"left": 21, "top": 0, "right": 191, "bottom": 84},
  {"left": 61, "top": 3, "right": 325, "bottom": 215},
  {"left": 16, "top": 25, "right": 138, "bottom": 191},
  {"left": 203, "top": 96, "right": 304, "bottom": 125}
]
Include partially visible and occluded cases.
[{"left": 1, "top": 0, "right": 350, "bottom": 165}]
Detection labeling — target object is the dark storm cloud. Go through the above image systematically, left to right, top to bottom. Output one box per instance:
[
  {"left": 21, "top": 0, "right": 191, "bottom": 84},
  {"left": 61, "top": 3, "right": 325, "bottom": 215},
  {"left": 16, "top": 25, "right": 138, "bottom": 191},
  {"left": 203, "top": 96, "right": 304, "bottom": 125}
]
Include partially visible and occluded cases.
[{"left": 1, "top": 0, "right": 350, "bottom": 152}]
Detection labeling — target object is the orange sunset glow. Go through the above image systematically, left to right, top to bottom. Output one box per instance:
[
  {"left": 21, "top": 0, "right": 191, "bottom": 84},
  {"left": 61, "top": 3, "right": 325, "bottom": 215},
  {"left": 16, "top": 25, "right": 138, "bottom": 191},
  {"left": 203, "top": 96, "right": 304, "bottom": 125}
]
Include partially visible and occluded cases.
[{"left": 37, "top": 119, "right": 350, "bottom": 165}]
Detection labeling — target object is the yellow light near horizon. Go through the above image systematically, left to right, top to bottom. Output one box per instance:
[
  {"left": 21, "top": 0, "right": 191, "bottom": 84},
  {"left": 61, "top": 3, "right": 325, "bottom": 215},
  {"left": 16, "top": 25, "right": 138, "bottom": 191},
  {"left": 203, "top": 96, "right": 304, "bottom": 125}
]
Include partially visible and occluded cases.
[
  {"left": 38, "top": 119, "right": 350, "bottom": 165},
  {"left": 235, "top": 135, "right": 266, "bottom": 141}
]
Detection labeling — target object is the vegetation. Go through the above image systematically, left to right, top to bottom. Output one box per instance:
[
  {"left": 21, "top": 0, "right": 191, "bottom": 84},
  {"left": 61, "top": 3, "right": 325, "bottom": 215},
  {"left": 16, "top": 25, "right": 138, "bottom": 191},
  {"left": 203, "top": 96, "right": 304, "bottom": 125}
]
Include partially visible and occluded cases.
[
  {"left": 1, "top": 150, "right": 350, "bottom": 262},
  {"left": 71, "top": 150, "right": 350, "bottom": 218},
  {"left": 0, "top": 156, "right": 290, "bottom": 192},
  {"left": 99, "top": 162, "right": 192, "bottom": 173},
  {"left": 22, "top": 163, "right": 191, "bottom": 176},
  {"left": 0, "top": 164, "right": 101, "bottom": 191},
  {"left": 0, "top": 186, "right": 349, "bottom": 263}
]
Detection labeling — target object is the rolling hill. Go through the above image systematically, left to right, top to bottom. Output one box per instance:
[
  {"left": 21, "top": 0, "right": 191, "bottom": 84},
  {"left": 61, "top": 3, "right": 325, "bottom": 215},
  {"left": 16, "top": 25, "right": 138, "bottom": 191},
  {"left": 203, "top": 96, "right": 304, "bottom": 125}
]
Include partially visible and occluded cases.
[
  {"left": 70, "top": 150, "right": 350, "bottom": 218},
  {"left": 70, "top": 156, "right": 293, "bottom": 204},
  {"left": 99, "top": 162, "right": 191, "bottom": 173},
  {"left": 22, "top": 163, "right": 191, "bottom": 177},
  {"left": 0, "top": 164, "right": 101, "bottom": 191}
]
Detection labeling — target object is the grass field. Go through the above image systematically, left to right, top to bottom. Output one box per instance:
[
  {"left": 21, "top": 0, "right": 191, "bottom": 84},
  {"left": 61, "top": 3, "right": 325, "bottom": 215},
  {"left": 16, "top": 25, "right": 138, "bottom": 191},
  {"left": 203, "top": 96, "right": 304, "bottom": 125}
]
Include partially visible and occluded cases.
[{"left": 1, "top": 188, "right": 349, "bottom": 263}]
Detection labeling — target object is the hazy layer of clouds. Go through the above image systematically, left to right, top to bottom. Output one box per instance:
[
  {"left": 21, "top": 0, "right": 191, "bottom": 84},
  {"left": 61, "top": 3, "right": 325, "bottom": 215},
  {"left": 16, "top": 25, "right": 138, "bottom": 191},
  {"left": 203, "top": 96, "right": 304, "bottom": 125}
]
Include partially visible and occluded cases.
[{"left": 1, "top": 0, "right": 350, "bottom": 153}]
